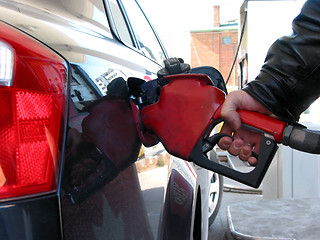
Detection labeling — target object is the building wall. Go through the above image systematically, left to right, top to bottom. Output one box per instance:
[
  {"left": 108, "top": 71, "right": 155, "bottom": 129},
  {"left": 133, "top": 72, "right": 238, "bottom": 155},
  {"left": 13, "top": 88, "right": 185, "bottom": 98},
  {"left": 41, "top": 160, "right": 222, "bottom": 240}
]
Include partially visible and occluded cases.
[{"left": 190, "top": 29, "right": 238, "bottom": 89}]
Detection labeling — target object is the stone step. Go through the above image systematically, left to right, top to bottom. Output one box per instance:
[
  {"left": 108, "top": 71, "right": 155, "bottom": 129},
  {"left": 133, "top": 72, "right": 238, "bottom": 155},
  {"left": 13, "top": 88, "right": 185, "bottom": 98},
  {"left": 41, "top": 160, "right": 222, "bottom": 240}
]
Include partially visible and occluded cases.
[{"left": 227, "top": 198, "right": 320, "bottom": 240}]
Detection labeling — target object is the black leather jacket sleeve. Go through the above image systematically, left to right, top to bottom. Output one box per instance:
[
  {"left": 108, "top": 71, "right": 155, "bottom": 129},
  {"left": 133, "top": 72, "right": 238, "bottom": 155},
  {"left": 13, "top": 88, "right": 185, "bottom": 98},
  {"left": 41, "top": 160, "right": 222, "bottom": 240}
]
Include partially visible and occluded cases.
[{"left": 243, "top": 0, "right": 320, "bottom": 122}]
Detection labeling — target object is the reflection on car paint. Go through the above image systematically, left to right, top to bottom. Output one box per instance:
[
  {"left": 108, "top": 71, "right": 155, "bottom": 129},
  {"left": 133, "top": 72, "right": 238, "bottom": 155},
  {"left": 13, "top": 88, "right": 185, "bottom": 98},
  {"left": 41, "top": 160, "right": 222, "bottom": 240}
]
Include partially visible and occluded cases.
[
  {"left": 70, "top": 64, "right": 99, "bottom": 111},
  {"left": 70, "top": 64, "right": 129, "bottom": 111},
  {"left": 95, "top": 69, "right": 127, "bottom": 95},
  {"left": 64, "top": 78, "right": 142, "bottom": 204},
  {"left": 136, "top": 143, "right": 170, "bottom": 239},
  {"left": 171, "top": 158, "right": 197, "bottom": 189},
  {"left": 159, "top": 164, "right": 195, "bottom": 240},
  {"left": 62, "top": 165, "right": 153, "bottom": 240},
  {"left": 172, "top": 182, "right": 189, "bottom": 206}
]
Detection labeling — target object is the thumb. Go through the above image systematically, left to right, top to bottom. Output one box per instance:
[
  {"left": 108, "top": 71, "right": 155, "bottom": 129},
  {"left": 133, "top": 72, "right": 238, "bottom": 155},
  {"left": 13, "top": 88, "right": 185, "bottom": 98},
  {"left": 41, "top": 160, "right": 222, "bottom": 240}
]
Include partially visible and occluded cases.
[{"left": 220, "top": 90, "right": 243, "bottom": 130}]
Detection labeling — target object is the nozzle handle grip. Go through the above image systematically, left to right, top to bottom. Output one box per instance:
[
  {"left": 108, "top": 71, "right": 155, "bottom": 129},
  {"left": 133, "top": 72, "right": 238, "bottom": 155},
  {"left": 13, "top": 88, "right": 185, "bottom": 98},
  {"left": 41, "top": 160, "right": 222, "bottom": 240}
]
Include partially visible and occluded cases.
[
  {"left": 213, "top": 108, "right": 286, "bottom": 143},
  {"left": 237, "top": 110, "right": 286, "bottom": 143}
]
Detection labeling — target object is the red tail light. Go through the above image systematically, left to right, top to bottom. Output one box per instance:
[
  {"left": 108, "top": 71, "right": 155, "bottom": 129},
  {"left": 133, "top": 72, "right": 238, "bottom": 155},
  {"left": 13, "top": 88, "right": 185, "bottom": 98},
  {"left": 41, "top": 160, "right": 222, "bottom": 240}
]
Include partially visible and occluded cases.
[{"left": 0, "top": 22, "right": 67, "bottom": 200}]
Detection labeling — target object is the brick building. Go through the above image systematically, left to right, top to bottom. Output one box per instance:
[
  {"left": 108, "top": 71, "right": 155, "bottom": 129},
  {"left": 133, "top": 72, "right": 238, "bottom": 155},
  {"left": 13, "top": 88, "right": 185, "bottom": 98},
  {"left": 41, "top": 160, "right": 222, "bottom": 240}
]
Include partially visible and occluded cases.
[{"left": 190, "top": 6, "right": 239, "bottom": 90}]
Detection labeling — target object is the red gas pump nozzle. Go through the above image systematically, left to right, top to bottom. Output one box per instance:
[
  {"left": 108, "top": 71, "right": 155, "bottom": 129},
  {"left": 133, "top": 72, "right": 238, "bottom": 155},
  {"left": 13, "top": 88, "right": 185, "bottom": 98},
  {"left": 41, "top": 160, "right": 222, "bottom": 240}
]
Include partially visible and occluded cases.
[{"left": 129, "top": 65, "right": 320, "bottom": 188}]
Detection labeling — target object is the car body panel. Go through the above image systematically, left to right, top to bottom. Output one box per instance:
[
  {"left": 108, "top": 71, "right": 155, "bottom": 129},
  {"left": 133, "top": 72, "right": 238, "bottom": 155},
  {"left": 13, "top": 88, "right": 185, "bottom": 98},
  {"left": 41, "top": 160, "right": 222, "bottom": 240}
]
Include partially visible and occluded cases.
[
  {"left": 0, "top": 0, "right": 212, "bottom": 239},
  {"left": 0, "top": 195, "right": 61, "bottom": 240}
]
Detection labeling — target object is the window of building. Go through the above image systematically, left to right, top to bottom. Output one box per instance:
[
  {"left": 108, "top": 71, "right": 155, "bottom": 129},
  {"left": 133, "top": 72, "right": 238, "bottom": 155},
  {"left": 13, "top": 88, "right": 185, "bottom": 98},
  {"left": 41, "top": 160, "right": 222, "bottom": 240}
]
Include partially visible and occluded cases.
[{"left": 222, "top": 36, "right": 232, "bottom": 45}]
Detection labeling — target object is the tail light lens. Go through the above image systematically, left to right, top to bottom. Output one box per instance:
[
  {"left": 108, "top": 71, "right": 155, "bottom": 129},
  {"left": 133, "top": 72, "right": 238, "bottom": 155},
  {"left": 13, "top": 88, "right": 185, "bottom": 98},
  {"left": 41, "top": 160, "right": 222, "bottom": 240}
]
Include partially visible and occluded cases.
[{"left": 0, "top": 22, "right": 67, "bottom": 200}]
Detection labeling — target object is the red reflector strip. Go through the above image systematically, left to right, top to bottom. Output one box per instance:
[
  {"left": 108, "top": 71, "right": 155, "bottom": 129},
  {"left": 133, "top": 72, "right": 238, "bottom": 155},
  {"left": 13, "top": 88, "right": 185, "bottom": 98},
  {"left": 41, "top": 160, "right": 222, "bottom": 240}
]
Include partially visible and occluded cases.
[
  {"left": 16, "top": 91, "right": 53, "bottom": 119},
  {"left": 18, "top": 141, "right": 50, "bottom": 185}
]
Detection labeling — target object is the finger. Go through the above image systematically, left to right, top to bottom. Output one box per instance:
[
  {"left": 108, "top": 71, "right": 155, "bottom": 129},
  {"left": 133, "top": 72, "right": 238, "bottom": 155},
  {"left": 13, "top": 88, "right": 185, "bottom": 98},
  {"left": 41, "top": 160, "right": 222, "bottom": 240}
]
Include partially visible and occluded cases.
[
  {"left": 220, "top": 91, "right": 243, "bottom": 130},
  {"left": 218, "top": 122, "right": 234, "bottom": 150},
  {"left": 232, "top": 128, "right": 262, "bottom": 150},
  {"left": 218, "top": 136, "right": 233, "bottom": 150},
  {"left": 228, "top": 138, "right": 244, "bottom": 156},
  {"left": 247, "top": 143, "right": 260, "bottom": 166},
  {"left": 239, "top": 144, "right": 253, "bottom": 161},
  {"left": 248, "top": 156, "right": 258, "bottom": 166}
]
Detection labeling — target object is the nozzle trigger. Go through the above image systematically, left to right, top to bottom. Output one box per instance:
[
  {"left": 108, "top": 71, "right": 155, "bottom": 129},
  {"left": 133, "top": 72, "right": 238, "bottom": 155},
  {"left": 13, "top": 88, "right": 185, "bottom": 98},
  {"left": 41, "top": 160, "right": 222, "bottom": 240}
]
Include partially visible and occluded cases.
[{"left": 202, "top": 133, "right": 233, "bottom": 154}]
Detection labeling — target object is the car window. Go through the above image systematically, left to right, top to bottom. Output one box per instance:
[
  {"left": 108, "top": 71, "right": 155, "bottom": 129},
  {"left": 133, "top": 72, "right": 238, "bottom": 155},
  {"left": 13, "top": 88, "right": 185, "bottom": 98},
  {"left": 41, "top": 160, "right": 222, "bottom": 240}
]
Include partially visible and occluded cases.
[
  {"left": 108, "top": 0, "right": 134, "bottom": 46},
  {"left": 120, "top": 0, "right": 166, "bottom": 64}
]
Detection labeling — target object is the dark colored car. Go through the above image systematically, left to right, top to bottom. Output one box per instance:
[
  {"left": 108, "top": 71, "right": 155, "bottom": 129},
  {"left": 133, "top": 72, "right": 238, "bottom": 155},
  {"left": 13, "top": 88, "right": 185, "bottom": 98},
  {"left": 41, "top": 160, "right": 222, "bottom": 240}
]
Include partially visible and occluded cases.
[{"left": 0, "top": 0, "right": 223, "bottom": 239}]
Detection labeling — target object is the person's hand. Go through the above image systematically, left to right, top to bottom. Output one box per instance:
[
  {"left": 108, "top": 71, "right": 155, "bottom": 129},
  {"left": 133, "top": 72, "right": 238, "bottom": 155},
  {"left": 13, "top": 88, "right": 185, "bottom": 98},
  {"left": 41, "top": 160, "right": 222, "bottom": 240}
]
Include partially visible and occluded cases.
[{"left": 218, "top": 90, "right": 273, "bottom": 165}]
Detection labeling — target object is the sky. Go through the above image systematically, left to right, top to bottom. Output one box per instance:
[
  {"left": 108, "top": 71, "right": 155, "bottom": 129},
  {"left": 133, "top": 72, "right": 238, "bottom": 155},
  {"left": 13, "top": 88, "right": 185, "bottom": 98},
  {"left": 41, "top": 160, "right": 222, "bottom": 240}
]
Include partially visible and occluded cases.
[{"left": 140, "top": 0, "right": 242, "bottom": 30}]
